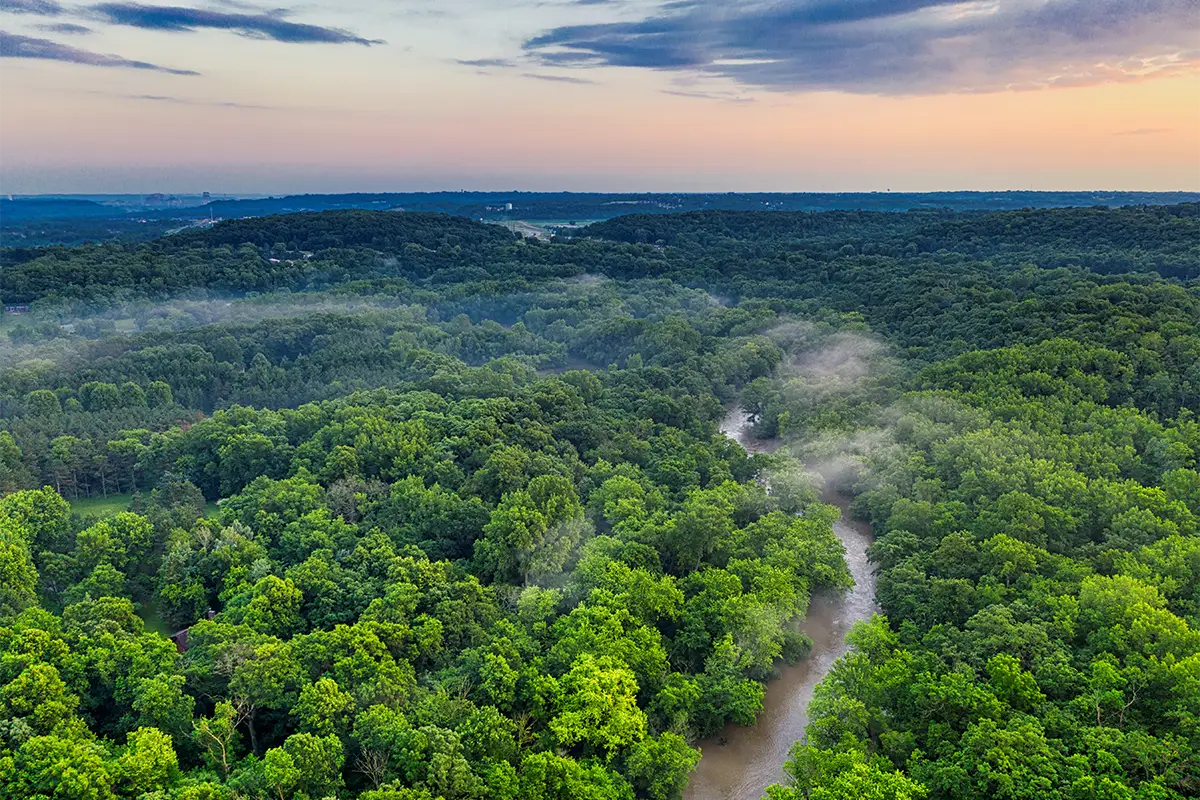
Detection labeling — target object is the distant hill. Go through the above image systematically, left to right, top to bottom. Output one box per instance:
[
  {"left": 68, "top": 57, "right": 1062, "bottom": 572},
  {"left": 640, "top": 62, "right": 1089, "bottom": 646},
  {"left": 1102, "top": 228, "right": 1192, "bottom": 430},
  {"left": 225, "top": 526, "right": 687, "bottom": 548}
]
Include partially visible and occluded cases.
[
  {"left": 4, "top": 190, "right": 1199, "bottom": 247},
  {"left": 177, "top": 190, "right": 1200, "bottom": 221},
  {"left": 0, "top": 197, "right": 114, "bottom": 222}
]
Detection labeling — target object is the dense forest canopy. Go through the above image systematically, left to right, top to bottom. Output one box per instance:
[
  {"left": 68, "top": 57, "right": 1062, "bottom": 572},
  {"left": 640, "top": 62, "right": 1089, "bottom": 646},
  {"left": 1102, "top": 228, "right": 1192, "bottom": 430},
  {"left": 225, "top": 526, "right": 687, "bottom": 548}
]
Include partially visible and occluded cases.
[{"left": 0, "top": 203, "right": 1197, "bottom": 800}]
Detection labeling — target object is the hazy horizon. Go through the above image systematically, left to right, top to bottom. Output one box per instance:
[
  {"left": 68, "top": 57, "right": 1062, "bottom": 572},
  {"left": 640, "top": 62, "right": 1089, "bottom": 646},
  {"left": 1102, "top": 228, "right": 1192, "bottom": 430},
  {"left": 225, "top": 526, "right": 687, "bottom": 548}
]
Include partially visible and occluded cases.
[
  {"left": 6, "top": 160, "right": 1200, "bottom": 197},
  {"left": 9, "top": 188, "right": 1200, "bottom": 198}
]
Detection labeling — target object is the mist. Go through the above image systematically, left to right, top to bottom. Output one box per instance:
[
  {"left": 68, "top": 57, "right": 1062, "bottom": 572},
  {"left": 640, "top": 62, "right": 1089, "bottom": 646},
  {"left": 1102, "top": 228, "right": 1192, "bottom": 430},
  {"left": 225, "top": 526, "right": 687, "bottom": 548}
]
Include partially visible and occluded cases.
[{"left": 745, "top": 320, "right": 906, "bottom": 496}]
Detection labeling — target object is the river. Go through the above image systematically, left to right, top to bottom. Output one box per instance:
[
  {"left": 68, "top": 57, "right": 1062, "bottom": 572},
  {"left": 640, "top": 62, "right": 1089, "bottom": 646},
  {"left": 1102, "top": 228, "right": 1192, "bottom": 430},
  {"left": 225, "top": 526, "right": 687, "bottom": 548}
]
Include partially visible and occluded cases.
[{"left": 684, "top": 408, "right": 879, "bottom": 800}]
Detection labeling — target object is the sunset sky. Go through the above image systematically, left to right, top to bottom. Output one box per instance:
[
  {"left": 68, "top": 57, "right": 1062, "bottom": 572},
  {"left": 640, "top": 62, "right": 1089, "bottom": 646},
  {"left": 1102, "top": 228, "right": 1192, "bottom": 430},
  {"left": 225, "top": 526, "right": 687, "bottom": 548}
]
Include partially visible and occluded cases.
[{"left": 2, "top": 0, "right": 1198, "bottom": 194}]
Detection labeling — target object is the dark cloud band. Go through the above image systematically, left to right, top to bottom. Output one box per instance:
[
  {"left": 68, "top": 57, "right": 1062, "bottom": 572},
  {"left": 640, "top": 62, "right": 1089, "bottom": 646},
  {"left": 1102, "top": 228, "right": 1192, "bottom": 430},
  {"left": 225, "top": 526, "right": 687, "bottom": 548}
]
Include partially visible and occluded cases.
[
  {"left": 0, "top": 0, "right": 64, "bottom": 15},
  {"left": 525, "top": 0, "right": 1200, "bottom": 94},
  {"left": 91, "top": 3, "right": 382, "bottom": 45},
  {"left": 36, "top": 22, "right": 91, "bottom": 34},
  {"left": 0, "top": 30, "right": 199, "bottom": 73},
  {"left": 456, "top": 57, "right": 516, "bottom": 68},
  {"left": 522, "top": 72, "right": 594, "bottom": 84}
]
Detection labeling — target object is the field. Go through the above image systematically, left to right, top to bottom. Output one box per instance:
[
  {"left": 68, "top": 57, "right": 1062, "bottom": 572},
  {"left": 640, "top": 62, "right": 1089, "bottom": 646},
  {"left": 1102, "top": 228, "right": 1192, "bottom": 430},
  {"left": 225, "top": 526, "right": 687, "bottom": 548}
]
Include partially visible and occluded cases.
[
  {"left": 0, "top": 312, "right": 31, "bottom": 335},
  {"left": 69, "top": 492, "right": 134, "bottom": 518},
  {"left": 69, "top": 493, "right": 221, "bottom": 519}
]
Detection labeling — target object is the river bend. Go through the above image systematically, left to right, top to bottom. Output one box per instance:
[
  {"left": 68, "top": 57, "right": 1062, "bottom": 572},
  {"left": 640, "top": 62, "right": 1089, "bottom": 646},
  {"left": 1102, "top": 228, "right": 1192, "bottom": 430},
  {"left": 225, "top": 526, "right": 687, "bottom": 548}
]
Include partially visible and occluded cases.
[{"left": 684, "top": 409, "right": 879, "bottom": 800}]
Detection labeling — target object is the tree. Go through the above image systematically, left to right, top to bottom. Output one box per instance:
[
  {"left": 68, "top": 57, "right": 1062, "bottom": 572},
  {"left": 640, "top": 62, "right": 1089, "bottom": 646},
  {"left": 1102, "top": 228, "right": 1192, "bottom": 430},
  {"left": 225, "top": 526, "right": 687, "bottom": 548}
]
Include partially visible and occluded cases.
[
  {"left": 146, "top": 381, "right": 174, "bottom": 408},
  {"left": 80, "top": 382, "right": 123, "bottom": 412},
  {"left": 119, "top": 382, "right": 148, "bottom": 408},
  {"left": 24, "top": 389, "right": 62, "bottom": 417},
  {"left": 0, "top": 431, "right": 31, "bottom": 492},
  {"left": 48, "top": 436, "right": 87, "bottom": 497},
  {"left": 107, "top": 437, "right": 147, "bottom": 493},
  {"left": 475, "top": 475, "right": 587, "bottom": 585},
  {"left": 665, "top": 485, "right": 738, "bottom": 572},
  {"left": 2, "top": 486, "right": 72, "bottom": 558},
  {"left": 474, "top": 491, "right": 548, "bottom": 585},
  {"left": 73, "top": 512, "right": 153, "bottom": 575},
  {"left": 0, "top": 517, "right": 39, "bottom": 615},
  {"left": 63, "top": 563, "right": 127, "bottom": 606},
  {"left": 243, "top": 575, "right": 304, "bottom": 638},
  {"left": 550, "top": 654, "right": 647, "bottom": 760},
  {"left": 0, "top": 663, "right": 80, "bottom": 735},
  {"left": 131, "top": 673, "right": 196, "bottom": 744},
  {"left": 293, "top": 676, "right": 355, "bottom": 736},
  {"left": 192, "top": 700, "right": 244, "bottom": 779},
  {"left": 351, "top": 704, "right": 410, "bottom": 789},
  {"left": 911, "top": 718, "right": 1062, "bottom": 800},
  {"left": 391, "top": 725, "right": 483, "bottom": 799},
  {"left": 117, "top": 727, "right": 179, "bottom": 796},
  {"left": 278, "top": 732, "right": 345, "bottom": 798},
  {"left": 625, "top": 733, "right": 700, "bottom": 800},
  {"left": 3, "top": 735, "right": 117, "bottom": 800},
  {"left": 766, "top": 744, "right": 927, "bottom": 800},
  {"left": 262, "top": 745, "right": 301, "bottom": 800},
  {"left": 518, "top": 751, "right": 634, "bottom": 800}
]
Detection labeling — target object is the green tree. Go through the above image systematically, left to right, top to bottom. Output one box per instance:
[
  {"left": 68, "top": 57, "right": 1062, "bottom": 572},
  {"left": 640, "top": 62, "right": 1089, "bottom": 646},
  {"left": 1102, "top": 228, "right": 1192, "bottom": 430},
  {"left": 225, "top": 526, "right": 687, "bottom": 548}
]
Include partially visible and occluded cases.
[
  {"left": 146, "top": 381, "right": 174, "bottom": 408},
  {"left": 0, "top": 431, "right": 30, "bottom": 492},
  {"left": 475, "top": 477, "right": 588, "bottom": 585},
  {"left": 0, "top": 517, "right": 39, "bottom": 615},
  {"left": 242, "top": 575, "right": 304, "bottom": 638},
  {"left": 550, "top": 654, "right": 647, "bottom": 760},
  {"left": 0, "top": 662, "right": 80, "bottom": 735},
  {"left": 131, "top": 673, "right": 196, "bottom": 744},
  {"left": 293, "top": 676, "right": 355, "bottom": 736},
  {"left": 192, "top": 700, "right": 244, "bottom": 779},
  {"left": 117, "top": 727, "right": 179, "bottom": 796},
  {"left": 279, "top": 732, "right": 345, "bottom": 798},
  {"left": 625, "top": 733, "right": 700, "bottom": 800},
  {"left": 3, "top": 735, "right": 117, "bottom": 800},
  {"left": 766, "top": 744, "right": 927, "bottom": 800},
  {"left": 518, "top": 751, "right": 634, "bottom": 800}
]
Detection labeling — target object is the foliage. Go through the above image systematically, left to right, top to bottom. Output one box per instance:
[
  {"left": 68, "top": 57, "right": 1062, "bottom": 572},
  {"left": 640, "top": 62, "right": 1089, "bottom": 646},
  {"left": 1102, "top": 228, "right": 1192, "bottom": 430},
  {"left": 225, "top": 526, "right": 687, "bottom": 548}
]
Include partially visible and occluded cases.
[{"left": 1, "top": 204, "right": 1197, "bottom": 799}]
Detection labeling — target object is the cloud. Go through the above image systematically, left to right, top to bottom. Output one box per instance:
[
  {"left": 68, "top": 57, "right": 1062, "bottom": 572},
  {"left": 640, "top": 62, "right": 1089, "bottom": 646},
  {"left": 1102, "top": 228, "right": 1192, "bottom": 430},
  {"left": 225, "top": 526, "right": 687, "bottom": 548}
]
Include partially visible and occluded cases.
[
  {"left": 0, "top": 0, "right": 63, "bottom": 14},
  {"left": 525, "top": 0, "right": 1200, "bottom": 95},
  {"left": 91, "top": 3, "right": 382, "bottom": 45},
  {"left": 37, "top": 22, "right": 91, "bottom": 33},
  {"left": 0, "top": 31, "right": 199, "bottom": 73},
  {"left": 456, "top": 57, "right": 516, "bottom": 68},
  {"left": 522, "top": 71, "right": 595, "bottom": 83},
  {"left": 662, "top": 88, "right": 752, "bottom": 102},
  {"left": 124, "top": 93, "right": 273, "bottom": 108},
  {"left": 1113, "top": 127, "right": 1171, "bottom": 136}
]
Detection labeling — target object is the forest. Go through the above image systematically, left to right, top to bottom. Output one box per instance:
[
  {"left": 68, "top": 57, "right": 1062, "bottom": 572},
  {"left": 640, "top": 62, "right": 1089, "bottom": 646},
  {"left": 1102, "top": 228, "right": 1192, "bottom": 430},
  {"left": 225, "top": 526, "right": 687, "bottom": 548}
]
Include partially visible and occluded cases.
[{"left": 0, "top": 203, "right": 1197, "bottom": 800}]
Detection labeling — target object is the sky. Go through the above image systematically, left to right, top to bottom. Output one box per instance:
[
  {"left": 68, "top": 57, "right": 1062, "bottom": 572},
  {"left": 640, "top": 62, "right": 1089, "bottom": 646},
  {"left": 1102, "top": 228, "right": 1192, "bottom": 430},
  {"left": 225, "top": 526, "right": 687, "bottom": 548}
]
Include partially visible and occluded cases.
[{"left": 1, "top": 0, "right": 1198, "bottom": 194}]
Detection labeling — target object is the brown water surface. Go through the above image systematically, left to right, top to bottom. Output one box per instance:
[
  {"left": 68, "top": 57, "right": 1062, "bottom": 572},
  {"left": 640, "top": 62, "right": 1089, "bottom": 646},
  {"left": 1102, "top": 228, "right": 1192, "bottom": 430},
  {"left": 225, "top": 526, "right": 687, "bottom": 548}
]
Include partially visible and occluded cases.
[{"left": 684, "top": 409, "right": 878, "bottom": 800}]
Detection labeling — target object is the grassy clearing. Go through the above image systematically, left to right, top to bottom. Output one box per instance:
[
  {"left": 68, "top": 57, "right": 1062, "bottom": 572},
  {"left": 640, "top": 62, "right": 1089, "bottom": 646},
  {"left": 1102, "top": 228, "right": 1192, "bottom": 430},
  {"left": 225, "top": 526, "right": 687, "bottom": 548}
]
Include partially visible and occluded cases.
[
  {"left": 0, "top": 313, "right": 31, "bottom": 334},
  {"left": 70, "top": 492, "right": 134, "bottom": 518},
  {"left": 70, "top": 493, "right": 222, "bottom": 520},
  {"left": 138, "top": 602, "right": 172, "bottom": 637}
]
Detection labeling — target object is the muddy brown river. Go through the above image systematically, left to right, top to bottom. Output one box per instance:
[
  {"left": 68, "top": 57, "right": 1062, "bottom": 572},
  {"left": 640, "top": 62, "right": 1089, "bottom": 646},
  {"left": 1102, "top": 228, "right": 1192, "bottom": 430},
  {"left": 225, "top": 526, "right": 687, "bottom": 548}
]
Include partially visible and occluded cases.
[{"left": 684, "top": 409, "right": 879, "bottom": 800}]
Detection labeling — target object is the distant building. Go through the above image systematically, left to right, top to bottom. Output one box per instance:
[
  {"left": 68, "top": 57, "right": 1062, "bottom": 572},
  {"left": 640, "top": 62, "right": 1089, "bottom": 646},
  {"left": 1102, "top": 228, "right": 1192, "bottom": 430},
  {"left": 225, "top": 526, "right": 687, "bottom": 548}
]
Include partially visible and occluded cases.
[
  {"left": 505, "top": 203, "right": 514, "bottom": 211},
  {"left": 4, "top": 304, "right": 30, "bottom": 314},
  {"left": 169, "top": 609, "right": 218, "bottom": 653},
  {"left": 169, "top": 628, "right": 189, "bottom": 654}
]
